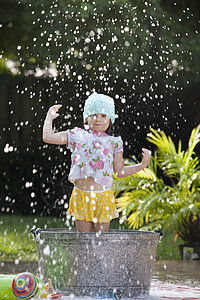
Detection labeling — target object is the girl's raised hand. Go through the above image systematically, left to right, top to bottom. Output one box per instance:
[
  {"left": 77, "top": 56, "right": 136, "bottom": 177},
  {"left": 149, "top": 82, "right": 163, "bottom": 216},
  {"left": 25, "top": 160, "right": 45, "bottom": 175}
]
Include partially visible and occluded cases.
[
  {"left": 47, "top": 104, "right": 62, "bottom": 119},
  {"left": 141, "top": 148, "right": 151, "bottom": 168}
]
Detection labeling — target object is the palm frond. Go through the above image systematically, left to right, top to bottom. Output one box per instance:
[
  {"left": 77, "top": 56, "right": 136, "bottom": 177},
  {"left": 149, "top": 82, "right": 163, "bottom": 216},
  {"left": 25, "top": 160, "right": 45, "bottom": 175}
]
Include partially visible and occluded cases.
[
  {"left": 114, "top": 125, "right": 200, "bottom": 243},
  {"left": 187, "top": 125, "right": 200, "bottom": 159},
  {"left": 147, "top": 127, "right": 200, "bottom": 180},
  {"left": 147, "top": 128, "right": 177, "bottom": 155},
  {"left": 147, "top": 128, "right": 184, "bottom": 178},
  {"left": 178, "top": 139, "right": 182, "bottom": 154},
  {"left": 190, "top": 157, "right": 200, "bottom": 170},
  {"left": 131, "top": 167, "right": 156, "bottom": 180},
  {"left": 116, "top": 194, "right": 134, "bottom": 212}
]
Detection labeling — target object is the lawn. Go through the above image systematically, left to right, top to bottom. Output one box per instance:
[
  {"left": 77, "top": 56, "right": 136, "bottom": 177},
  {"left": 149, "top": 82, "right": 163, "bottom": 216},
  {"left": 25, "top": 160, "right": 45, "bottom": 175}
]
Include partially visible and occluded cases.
[
  {"left": 0, "top": 214, "right": 183, "bottom": 261},
  {"left": 0, "top": 215, "right": 67, "bottom": 261}
]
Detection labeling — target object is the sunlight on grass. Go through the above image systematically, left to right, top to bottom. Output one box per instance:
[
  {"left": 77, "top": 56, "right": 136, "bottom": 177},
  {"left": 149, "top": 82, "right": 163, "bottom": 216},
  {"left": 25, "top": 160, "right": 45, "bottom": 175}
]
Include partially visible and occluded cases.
[
  {"left": 0, "top": 214, "right": 182, "bottom": 261},
  {"left": 0, "top": 215, "right": 68, "bottom": 261},
  {"left": 0, "top": 215, "right": 121, "bottom": 261}
]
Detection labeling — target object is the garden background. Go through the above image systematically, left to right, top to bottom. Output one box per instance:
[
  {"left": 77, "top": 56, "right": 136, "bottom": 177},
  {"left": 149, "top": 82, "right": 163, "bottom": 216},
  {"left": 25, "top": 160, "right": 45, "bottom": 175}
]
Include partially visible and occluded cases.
[{"left": 0, "top": 0, "right": 200, "bottom": 260}]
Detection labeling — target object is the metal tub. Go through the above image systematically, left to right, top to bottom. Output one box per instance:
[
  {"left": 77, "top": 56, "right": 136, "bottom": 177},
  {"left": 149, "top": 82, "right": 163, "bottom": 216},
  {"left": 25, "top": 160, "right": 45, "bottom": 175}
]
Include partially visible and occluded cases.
[{"left": 32, "top": 229, "right": 160, "bottom": 299}]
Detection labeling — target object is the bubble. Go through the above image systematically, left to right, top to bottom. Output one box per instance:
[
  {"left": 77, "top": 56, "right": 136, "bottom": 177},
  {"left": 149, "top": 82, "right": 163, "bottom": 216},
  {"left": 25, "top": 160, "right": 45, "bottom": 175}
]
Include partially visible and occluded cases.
[
  {"left": 121, "top": 98, "right": 126, "bottom": 104},
  {"left": 4, "top": 144, "right": 14, "bottom": 153},
  {"left": 25, "top": 182, "right": 33, "bottom": 188},
  {"left": 43, "top": 245, "right": 50, "bottom": 256}
]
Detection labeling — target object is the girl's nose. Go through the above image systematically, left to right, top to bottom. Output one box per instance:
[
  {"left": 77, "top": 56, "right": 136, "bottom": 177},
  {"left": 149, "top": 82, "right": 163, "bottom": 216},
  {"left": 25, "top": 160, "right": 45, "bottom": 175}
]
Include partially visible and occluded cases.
[{"left": 95, "top": 114, "right": 101, "bottom": 120}]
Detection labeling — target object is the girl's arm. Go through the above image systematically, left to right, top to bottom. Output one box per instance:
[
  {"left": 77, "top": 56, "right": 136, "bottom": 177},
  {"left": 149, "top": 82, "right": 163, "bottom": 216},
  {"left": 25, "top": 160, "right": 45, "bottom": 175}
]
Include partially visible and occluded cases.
[
  {"left": 43, "top": 104, "right": 68, "bottom": 145},
  {"left": 113, "top": 148, "right": 151, "bottom": 178}
]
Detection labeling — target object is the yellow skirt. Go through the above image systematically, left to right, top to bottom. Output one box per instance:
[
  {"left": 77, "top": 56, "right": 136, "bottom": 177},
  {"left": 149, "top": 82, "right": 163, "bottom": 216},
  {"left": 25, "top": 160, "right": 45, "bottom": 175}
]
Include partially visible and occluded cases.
[{"left": 67, "top": 187, "right": 119, "bottom": 223}]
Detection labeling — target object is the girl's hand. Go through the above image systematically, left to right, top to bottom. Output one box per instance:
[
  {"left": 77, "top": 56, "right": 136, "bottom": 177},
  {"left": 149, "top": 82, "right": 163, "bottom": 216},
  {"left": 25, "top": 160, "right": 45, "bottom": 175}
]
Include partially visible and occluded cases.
[
  {"left": 43, "top": 104, "right": 68, "bottom": 145},
  {"left": 47, "top": 104, "right": 62, "bottom": 119},
  {"left": 141, "top": 148, "right": 151, "bottom": 168}
]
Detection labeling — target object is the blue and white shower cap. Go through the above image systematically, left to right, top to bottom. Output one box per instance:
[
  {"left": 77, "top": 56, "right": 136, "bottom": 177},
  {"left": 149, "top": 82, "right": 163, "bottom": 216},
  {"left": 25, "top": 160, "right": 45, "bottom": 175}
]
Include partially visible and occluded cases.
[{"left": 83, "top": 92, "right": 115, "bottom": 124}]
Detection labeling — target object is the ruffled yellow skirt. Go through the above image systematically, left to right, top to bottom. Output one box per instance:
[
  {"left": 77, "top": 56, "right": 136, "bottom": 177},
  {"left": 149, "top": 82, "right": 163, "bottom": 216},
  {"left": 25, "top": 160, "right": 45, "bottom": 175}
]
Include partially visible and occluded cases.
[{"left": 67, "top": 187, "right": 119, "bottom": 223}]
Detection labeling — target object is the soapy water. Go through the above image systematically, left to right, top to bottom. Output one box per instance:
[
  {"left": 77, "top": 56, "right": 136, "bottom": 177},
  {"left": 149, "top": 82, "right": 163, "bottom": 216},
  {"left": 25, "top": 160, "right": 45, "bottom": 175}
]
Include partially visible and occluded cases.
[
  {"left": 1, "top": 261, "right": 200, "bottom": 300},
  {"left": 150, "top": 280, "right": 200, "bottom": 300},
  {"left": 49, "top": 281, "right": 200, "bottom": 300},
  {"left": 40, "top": 282, "right": 200, "bottom": 300}
]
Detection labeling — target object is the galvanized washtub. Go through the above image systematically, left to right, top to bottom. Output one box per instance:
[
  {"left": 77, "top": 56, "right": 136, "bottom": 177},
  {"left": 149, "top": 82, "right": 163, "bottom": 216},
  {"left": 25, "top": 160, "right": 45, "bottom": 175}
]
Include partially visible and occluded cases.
[{"left": 31, "top": 228, "right": 161, "bottom": 299}]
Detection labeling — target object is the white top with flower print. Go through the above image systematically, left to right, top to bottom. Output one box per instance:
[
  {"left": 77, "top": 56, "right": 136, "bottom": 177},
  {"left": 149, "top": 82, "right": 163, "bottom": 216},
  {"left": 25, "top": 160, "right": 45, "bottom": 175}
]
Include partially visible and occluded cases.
[{"left": 67, "top": 127, "right": 123, "bottom": 188}]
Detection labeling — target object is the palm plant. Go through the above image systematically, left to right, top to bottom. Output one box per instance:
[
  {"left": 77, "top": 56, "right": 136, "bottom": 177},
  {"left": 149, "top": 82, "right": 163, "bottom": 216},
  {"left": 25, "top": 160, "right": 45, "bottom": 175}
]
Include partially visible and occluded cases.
[{"left": 113, "top": 125, "right": 200, "bottom": 244}]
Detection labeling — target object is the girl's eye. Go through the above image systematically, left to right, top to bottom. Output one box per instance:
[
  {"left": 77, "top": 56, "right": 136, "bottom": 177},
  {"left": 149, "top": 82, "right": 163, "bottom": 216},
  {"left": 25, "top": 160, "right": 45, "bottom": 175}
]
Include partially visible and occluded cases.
[{"left": 91, "top": 114, "right": 107, "bottom": 118}]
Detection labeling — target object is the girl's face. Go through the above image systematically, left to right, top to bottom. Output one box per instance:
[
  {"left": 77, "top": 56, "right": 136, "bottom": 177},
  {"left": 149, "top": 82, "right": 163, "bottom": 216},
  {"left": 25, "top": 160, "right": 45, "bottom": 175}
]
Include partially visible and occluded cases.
[{"left": 87, "top": 113, "right": 110, "bottom": 132}]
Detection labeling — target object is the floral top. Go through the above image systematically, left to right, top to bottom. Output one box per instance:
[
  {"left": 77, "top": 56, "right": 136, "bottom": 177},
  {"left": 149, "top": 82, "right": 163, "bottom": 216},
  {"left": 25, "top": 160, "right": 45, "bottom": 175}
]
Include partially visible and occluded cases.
[{"left": 67, "top": 127, "right": 123, "bottom": 188}]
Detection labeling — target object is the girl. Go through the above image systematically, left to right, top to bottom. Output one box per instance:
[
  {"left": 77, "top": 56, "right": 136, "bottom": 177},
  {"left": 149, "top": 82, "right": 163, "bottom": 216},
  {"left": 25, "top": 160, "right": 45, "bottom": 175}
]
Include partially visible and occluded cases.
[{"left": 43, "top": 92, "right": 151, "bottom": 233}]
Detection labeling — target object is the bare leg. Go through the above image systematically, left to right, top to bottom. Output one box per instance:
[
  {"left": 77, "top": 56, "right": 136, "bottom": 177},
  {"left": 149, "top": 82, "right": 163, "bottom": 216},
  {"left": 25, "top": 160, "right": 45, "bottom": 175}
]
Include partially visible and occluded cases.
[
  {"left": 75, "top": 220, "right": 93, "bottom": 232},
  {"left": 93, "top": 222, "right": 110, "bottom": 233}
]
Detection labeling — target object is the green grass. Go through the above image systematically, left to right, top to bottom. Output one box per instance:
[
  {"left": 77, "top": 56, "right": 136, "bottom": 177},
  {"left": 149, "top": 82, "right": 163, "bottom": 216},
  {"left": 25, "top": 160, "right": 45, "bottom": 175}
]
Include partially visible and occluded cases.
[
  {"left": 0, "top": 215, "right": 183, "bottom": 261},
  {"left": 0, "top": 215, "right": 68, "bottom": 261},
  {"left": 0, "top": 215, "right": 121, "bottom": 261},
  {"left": 156, "top": 230, "right": 183, "bottom": 260}
]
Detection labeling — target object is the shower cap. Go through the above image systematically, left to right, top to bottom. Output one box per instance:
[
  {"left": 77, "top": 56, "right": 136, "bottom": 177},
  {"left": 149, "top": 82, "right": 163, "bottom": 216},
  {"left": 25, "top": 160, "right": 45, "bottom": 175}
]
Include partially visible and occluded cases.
[{"left": 83, "top": 92, "right": 115, "bottom": 124}]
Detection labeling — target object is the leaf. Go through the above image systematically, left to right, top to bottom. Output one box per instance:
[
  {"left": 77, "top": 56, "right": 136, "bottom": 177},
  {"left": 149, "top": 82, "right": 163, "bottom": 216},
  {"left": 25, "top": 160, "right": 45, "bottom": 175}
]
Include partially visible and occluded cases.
[
  {"left": 114, "top": 125, "right": 200, "bottom": 243},
  {"left": 131, "top": 168, "right": 156, "bottom": 180}
]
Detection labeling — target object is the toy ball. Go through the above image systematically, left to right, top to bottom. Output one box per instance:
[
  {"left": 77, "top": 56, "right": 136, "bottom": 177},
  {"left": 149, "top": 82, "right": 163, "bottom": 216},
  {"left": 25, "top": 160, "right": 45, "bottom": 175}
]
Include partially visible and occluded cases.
[{"left": 12, "top": 272, "right": 39, "bottom": 299}]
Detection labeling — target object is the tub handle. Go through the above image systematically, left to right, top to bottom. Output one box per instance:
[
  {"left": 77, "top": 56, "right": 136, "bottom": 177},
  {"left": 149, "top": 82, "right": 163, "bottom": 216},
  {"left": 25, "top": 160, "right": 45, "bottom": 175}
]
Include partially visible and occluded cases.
[
  {"left": 31, "top": 227, "right": 41, "bottom": 240},
  {"left": 154, "top": 229, "right": 163, "bottom": 242},
  {"left": 112, "top": 288, "right": 123, "bottom": 299}
]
